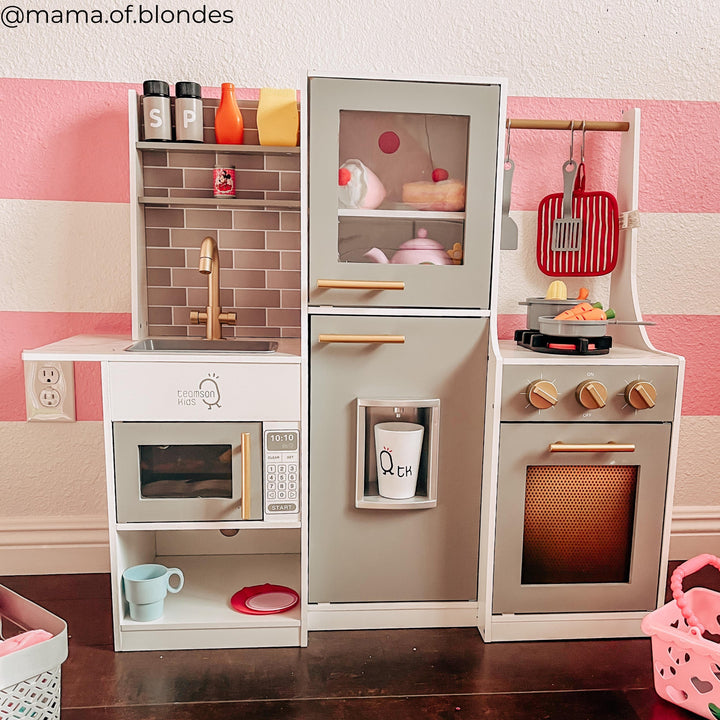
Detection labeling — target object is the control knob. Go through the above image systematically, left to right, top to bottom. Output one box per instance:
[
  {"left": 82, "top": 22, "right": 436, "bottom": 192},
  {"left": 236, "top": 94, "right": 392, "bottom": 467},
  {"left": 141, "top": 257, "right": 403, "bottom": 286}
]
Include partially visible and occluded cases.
[
  {"left": 526, "top": 380, "right": 558, "bottom": 409},
  {"left": 576, "top": 380, "right": 608, "bottom": 409},
  {"left": 625, "top": 380, "right": 657, "bottom": 409}
]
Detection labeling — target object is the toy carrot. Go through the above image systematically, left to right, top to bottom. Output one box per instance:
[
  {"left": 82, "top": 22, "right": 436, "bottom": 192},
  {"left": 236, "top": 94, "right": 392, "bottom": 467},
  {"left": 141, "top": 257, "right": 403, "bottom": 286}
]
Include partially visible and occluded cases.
[{"left": 554, "top": 302, "right": 594, "bottom": 320}]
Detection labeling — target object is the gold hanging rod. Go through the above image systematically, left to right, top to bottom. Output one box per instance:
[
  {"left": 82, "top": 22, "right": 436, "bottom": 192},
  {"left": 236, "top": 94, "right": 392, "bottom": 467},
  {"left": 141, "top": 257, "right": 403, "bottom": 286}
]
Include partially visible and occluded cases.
[{"left": 506, "top": 118, "right": 629, "bottom": 132}]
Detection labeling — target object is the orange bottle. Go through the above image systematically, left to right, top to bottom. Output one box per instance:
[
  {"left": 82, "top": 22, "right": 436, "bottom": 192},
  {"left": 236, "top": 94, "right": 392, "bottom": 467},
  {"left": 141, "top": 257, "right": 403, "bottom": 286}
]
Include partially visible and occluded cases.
[{"left": 214, "top": 83, "right": 244, "bottom": 144}]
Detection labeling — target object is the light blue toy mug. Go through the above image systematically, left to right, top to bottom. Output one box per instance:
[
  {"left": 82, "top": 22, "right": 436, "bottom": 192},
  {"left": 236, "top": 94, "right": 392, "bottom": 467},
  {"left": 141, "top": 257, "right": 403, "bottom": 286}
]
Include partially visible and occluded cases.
[{"left": 122, "top": 564, "right": 184, "bottom": 622}]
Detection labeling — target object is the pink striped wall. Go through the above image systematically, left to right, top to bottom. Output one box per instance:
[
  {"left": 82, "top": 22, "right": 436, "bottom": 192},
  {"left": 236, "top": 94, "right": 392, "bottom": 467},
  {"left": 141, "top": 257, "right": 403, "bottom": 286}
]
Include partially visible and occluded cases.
[
  {"left": 1, "top": 78, "right": 716, "bottom": 422},
  {"left": 0, "top": 79, "right": 260, "bottom": 203},
  {"left": 1, "top": 80, "right": 717, "bottom": 212},
  {"left": 506, "top": 97, "right": 720, "bottom": 213},
  {"left": 2, "top": 311, "right": 713, "bottom": 421},
  {"left": 1, "top": 312, "right": 130, "bottom": 422}
]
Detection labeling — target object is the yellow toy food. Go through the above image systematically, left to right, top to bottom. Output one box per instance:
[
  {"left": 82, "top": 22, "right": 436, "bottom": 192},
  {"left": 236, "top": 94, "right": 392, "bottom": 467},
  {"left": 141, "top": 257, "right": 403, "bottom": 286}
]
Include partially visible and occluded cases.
[
  {"left": 257, "top": 88, "right": 299, "bottom": 147},
  {"left": 545, "top": 280, "right": 568, "bottom": 300}
]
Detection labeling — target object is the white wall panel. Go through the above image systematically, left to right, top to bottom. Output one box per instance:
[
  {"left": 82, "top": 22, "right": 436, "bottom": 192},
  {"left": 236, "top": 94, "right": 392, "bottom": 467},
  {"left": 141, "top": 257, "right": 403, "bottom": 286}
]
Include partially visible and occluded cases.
[
  {"left": 0, "top": 0, "right": 716, "bottom": 101},
  {"left": 0, "top": 199, "right": 131, "bottom": 313},
  {"left": 497, "top": 211, "right": 720, "bottom": 315},
  {"left": 0, "top": 421, "right": 108, "bottom": 517}
]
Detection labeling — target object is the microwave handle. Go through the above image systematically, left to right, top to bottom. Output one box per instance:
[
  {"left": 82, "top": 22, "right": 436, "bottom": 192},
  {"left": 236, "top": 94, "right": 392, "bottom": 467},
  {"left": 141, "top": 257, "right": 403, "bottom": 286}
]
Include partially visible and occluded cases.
[{"left": 241, "top": 432, "right": 252, "bottom": 520}]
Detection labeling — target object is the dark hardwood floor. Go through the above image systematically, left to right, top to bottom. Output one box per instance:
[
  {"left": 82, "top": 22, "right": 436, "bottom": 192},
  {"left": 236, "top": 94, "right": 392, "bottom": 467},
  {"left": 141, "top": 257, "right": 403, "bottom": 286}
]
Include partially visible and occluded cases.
[{"left": 0, "top": 568, "right": 710, "bottom": 719}]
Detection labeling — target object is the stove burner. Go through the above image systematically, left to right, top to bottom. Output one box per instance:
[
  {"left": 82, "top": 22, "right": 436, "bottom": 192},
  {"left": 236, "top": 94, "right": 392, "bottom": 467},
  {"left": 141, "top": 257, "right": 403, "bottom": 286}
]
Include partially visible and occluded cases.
[{"left": 514, "top": 329, "right": 612, "bottom": 355}]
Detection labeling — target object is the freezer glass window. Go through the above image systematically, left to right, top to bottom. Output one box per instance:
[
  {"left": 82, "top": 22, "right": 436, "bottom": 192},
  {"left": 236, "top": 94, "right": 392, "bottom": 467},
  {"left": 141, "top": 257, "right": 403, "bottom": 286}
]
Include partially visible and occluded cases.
[
  {"left": 337, "top": 110, "right": 468, "bottom": 265},
  {"left": 139, "top": 444, "right": 233, "bottom": 499},
  {"left": 521, "top": 465, "right": 638, "bottom": 585}
]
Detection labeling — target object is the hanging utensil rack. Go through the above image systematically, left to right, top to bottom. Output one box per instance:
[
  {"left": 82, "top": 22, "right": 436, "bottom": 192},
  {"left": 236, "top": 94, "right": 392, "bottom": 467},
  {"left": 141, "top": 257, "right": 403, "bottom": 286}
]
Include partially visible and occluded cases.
[{"left": 506, "top": 119, "right": 629, "bottom": 132}]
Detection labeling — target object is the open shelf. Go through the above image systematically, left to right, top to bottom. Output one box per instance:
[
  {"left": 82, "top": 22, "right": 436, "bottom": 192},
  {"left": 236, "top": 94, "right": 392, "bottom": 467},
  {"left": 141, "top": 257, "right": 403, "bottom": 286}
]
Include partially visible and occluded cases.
[
  {"left": 137, "top": 141, "right": 299, "bottom": 155},
  {"left": 138, "top": 196, "right": 301, "bottom": 209},
  {"left": 338, "top": 208, "right": 466, "bottom": 221},
  {"left": 116, "top": 520, "right": 301, "bottom": 532},
  {"left": 119, "top": 553, "right": 301, "bottom": 632}
]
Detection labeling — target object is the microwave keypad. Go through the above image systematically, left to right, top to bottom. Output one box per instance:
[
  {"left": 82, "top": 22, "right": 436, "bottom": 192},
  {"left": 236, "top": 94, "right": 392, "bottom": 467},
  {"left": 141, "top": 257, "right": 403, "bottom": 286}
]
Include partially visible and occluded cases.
[{"left": 264, "top": 430, "right": 299, "bottom": 515}]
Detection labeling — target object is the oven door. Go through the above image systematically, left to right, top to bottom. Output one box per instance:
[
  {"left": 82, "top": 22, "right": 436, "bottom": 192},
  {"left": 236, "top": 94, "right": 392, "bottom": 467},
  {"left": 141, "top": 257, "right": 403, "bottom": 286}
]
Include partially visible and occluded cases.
[
  {"left": 113, "top": 422, "right": 263, "bottom": 523},
  {"left": 493, "top": 422, "right": 671, "bottom": 614}
]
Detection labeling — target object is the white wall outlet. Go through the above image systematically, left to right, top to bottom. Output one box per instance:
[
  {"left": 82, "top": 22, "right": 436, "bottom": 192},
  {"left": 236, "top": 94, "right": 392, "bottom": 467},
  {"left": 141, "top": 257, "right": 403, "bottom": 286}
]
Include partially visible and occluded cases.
[{"left": 25, "top": 360, "right": 76, "bottom": 422}]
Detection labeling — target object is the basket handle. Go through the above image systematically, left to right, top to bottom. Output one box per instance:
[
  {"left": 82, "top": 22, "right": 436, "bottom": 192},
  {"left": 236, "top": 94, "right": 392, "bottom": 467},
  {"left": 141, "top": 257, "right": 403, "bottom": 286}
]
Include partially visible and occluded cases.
[{"left": 670, "top": 553, "right": 720, "bottom": 635}]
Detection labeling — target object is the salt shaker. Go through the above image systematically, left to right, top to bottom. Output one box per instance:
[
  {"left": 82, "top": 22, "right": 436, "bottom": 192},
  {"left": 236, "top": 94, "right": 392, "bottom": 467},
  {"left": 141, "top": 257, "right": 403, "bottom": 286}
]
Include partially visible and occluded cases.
[
  {"left": 142, "top": 80, "right": 171, "bottom": 141},
  {"left": 174, "top": 82, "right": 204, "bottom": 143}
]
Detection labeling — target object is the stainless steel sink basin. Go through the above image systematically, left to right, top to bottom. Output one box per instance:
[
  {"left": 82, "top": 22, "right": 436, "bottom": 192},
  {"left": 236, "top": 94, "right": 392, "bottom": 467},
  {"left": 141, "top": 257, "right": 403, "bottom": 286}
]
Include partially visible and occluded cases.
[{"left": 125, "top": 338, "right": 278, "bottom": 353}]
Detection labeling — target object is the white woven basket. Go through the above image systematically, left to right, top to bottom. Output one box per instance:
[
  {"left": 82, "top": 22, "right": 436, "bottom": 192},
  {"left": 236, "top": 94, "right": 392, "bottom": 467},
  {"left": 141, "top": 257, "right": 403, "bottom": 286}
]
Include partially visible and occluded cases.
[{"left": 0, "top": 586, "right": 68, "bottom": 719}]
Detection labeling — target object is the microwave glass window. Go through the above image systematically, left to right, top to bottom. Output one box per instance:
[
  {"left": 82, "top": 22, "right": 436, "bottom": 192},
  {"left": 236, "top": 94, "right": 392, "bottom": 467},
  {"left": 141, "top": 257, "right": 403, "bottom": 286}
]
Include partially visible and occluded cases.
[
  {"left": 337, "top": 109, "right": 468, "bottom": 266},
  {"left": 139, "top": 444, "right": 233, "bottom": 499},
  {"left": 521, "top": 465, "right": 638, "bottom": 586}
]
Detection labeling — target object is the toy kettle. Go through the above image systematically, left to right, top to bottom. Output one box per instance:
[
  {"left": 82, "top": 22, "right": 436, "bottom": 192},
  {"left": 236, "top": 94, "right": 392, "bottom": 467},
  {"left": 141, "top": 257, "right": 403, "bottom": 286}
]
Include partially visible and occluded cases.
[{"left": 365, "top": 228, "right": 452, "bottom": 265}]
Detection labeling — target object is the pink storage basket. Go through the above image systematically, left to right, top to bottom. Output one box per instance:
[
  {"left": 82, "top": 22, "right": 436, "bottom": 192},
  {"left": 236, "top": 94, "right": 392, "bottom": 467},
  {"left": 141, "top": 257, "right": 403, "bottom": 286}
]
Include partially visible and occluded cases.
[{"left": 642, "top": 554, "right": 720, "bottom": 719}]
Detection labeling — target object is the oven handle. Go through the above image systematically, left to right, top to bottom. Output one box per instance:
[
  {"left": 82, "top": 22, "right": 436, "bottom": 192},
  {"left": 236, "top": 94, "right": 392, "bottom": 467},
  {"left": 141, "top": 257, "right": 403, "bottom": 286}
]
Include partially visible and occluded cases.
[
  {"left": 317, "top": 279, "right": 405, "bottom": 291},
  {"left": 318, "top": 334, "right": 405, "bottom": 344},
  {"left": 241, "top": 432, "right": 251, "bottom": 520},
  {"left": 549, "top": 442, "right": 636, "bottom": 453}
]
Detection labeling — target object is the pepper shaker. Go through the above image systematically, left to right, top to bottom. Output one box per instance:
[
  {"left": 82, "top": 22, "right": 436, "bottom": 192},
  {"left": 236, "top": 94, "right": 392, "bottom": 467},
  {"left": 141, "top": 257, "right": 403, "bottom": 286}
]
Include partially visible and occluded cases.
[
  {"left": 142, "top": 80, "right": 171, "bottom": 141},
  {"left": 174, "top": 82, "right": 204, "bottom": 143}
]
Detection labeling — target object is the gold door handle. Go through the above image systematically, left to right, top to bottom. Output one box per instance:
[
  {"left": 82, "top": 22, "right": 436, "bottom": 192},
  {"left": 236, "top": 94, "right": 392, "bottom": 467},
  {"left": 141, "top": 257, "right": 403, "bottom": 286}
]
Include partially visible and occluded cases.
[
  {"left": 316, "top": 279, "right": 405, "bottom": 290},
  {"left": 318, "top": 334, "right": 405, "bottom": 344},
  {"left": 241, "top": 432, "right": 251, "bottom": 520},
  {"left": 549, "top": 442, "right": 636, "bottom": 453}
]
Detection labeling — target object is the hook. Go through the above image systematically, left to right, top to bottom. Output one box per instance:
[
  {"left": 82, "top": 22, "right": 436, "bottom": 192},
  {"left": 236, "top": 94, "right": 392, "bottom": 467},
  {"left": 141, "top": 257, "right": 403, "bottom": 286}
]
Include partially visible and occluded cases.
[
  {"left": 505, "top": 119, "right": 512, "bottom": 164},
  {"left": 580, "top": 120, "right": 587, "bottom": 163},
  {"left": 569, "top": 123, "right": 576, "bottom": 162}
]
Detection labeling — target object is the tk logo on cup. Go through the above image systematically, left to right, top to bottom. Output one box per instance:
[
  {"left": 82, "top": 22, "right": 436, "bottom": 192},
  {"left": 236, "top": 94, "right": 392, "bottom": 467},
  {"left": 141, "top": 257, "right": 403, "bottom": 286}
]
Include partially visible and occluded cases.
[{"left": 378, "top": 446, "right": 414, "bottom": 478}]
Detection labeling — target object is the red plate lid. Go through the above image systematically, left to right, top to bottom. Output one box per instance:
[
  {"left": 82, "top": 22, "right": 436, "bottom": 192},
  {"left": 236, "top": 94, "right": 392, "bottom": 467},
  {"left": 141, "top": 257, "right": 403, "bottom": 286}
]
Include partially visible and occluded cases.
[{"left": 231, "top": 583, "right": 299, "bottom": 615}]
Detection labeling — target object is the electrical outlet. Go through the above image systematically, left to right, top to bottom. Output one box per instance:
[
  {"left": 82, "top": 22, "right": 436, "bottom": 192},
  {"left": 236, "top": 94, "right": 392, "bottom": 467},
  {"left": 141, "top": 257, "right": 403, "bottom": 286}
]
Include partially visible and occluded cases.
[
  {"left": 25, "top": 360, "right": 76, "bottom": 422},
  {"left": 39, "top": 365, "right": 61, "bottom": 384},
  {"left": 39, "top": 388, "right": 61, "bottom": 407}
]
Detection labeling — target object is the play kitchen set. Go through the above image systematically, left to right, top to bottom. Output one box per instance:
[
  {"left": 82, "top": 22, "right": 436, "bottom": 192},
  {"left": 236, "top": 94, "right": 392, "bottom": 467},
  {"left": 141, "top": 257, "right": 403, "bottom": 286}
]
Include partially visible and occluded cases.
[{"left": 20, "top": 74, "right": 683, "bottom": 651}]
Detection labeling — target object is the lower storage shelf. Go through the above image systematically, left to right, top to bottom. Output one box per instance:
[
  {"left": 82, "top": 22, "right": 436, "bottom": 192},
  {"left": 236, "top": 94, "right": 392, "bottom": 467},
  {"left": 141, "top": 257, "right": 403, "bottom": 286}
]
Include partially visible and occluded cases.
[{"left": 116, "top": 553, "right": 301, "bottom": 650}]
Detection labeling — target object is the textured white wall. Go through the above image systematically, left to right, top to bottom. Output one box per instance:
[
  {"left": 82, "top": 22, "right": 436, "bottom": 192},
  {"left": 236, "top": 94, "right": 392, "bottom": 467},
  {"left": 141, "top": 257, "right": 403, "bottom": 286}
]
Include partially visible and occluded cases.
[{"left": 0, "top": 0, "right": 716, "bottom": 101}]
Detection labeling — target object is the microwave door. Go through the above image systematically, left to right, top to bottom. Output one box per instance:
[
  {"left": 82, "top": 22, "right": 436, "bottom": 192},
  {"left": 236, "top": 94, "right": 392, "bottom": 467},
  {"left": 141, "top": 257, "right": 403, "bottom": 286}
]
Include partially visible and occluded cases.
[{"left": 113, "top": 422, "right": 263, "bottom": 523}]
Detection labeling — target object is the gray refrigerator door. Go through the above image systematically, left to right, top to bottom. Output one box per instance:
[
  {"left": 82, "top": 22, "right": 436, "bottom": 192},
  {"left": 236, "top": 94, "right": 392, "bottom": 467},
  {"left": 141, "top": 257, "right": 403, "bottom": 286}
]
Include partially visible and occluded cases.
[{"left": 309, "top": 315, "right": 488, "bottom": 603}]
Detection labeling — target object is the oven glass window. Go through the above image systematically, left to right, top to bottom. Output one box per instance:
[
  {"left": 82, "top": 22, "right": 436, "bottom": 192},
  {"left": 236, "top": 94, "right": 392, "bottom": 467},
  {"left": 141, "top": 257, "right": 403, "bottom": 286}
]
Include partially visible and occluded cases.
[
  {"left": 139, "top": 444, "right": 233, "bottom": 499},
  {"left": 521, "top": 465, "right": 638, "bottom": 585}
]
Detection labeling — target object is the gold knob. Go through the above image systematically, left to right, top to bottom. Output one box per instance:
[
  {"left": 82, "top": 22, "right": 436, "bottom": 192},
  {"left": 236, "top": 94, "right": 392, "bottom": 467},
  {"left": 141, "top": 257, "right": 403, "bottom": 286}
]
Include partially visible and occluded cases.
[
  {"left": 189, "top": 311, "right": 207, "bottom": 325},
  {"left": 526, "top": 380, "right": 558, "bottom": 409},
  {"left": 576, "top": 380, "right": 608, "bottom": 409},
  {"left": 625, "top": 380, "right": 657, "bottom": 409}
]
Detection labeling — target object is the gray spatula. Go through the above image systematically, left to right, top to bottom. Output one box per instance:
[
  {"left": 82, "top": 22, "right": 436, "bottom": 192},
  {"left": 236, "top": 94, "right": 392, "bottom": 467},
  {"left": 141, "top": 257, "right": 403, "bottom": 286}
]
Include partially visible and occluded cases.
[
  {"left": 500, "top": 159, "right": 518, "bottom": 250},
  {"left": 551, "top": 159, "right": 582, "bottom": 251}
]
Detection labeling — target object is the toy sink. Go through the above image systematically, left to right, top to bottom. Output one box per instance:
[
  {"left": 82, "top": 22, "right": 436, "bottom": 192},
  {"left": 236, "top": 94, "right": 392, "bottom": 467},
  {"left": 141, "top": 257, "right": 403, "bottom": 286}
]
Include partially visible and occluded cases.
[{"left": 125, "top": 338, "right": 278, "bottom": 353}]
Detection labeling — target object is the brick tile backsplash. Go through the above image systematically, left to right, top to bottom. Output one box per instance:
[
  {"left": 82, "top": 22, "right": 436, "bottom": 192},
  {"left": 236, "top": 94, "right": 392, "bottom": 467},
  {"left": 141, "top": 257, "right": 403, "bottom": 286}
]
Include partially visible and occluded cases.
[{"left": 140, "top": 95, "right": 301, "bottom": 337}]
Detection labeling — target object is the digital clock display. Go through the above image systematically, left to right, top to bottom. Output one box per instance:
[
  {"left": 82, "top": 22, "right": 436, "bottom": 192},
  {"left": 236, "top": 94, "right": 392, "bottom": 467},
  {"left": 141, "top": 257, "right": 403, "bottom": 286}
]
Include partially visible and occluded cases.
[{"left": 266, "top": 431, "right": 298, "bottom": 451}]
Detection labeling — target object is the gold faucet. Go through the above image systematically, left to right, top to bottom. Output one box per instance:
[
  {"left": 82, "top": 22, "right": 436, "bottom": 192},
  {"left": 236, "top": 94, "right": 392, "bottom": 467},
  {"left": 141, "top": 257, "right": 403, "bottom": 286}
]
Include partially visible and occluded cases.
[{"left": 190, "top": 236, "right": 236, "bottom": 340}]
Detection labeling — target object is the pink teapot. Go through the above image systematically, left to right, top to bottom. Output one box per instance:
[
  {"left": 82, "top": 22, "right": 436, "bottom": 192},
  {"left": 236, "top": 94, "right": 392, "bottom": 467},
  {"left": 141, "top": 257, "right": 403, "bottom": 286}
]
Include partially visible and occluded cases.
[{"left": 364, "top": 229, "right": 452, "bottom": 265}]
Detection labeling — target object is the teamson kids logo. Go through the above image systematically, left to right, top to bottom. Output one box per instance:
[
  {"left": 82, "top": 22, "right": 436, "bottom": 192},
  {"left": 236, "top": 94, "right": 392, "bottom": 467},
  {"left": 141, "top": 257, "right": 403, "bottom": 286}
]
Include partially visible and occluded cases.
[{"left": 177, "top": 373, "right": 221, "bottom": 409}]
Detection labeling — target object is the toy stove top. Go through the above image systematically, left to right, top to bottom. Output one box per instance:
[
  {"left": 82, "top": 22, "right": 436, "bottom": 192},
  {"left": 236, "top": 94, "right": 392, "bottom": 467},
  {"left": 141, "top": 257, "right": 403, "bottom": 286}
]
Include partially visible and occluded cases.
[{"left": 514, "top": 329, "right": 613, "bottom": 356}]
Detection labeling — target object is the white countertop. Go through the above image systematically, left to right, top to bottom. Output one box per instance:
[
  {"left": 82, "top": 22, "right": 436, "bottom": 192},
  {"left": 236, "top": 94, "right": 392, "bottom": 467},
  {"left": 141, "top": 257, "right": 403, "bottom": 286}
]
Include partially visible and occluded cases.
[{"left": 22, "top": 335, "right": 302, "bottom": 363}]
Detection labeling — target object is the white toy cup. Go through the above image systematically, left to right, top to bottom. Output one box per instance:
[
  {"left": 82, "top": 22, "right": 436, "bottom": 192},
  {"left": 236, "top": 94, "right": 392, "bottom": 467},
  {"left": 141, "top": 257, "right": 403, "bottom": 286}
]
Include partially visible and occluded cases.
[{"left": 374, "top": 422, "right": 424, "bottom": 499}]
